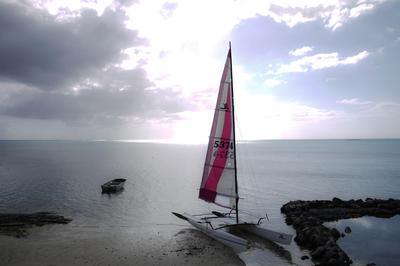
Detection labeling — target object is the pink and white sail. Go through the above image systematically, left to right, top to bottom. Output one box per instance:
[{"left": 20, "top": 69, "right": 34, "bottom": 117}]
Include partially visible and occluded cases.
[{"left": 199, "top": 48, "right": 237, "bottom": 209}]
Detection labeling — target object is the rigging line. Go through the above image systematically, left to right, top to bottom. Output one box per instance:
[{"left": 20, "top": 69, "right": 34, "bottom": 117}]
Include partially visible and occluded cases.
[
  {"left": 229, "top": 42, "right": 239, "bottom": 225},
  {"left": 234, "top": 101, "right": 267, "bottom": 221},
  {"left": 235, "top": 209, "right": 265, "bottom": 219}
]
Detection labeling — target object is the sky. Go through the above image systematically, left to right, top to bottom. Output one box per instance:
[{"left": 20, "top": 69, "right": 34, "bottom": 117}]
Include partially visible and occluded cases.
[{"left": 0, "top": 0, "right": 399, "bottom": 142}]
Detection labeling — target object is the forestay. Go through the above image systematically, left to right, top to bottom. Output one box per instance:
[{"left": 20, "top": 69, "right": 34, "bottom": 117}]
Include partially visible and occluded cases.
[{"left": 199, "top": 48, "right": 238, "bottom": 209}]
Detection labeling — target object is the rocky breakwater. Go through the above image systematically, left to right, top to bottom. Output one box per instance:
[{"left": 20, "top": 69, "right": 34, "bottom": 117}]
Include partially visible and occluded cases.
[
  {"left": 281, "top": 198, "right": 400, "bottom": 266},
  {"left": 0, "top": 212, "right": 72, "bottom": 237}
]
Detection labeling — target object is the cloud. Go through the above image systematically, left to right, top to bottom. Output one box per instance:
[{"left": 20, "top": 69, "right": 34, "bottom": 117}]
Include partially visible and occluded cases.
[
  {"left": 0, "top": 0, "right": 398, "bottom": 140},
  {"left": 34, "top": 0, "right": 382, "bottom": 32},
  {"left": 121, "top": 0, "right": 386, "bottom": 92},
  {"left": 262, "top": 0, "right": 385, "bottom": 30},
  {"left": 0, "top": 1, "right": 143, "bottom": 91},
  {"left": 0, "top": 1, "right": 197, "bottom": 134},
  {"left": 324, "top": 1, "right": 379, "bottom": 30},
  {"left": 349, "top": 3, "right": 375, "bottom": 18},
  {"left": 325, "top": 6, "right": 349, "bottom": 30},
  {"left": 267, "top": 7, "right": 317, "bottom": 28},
  {"left": 289, "top": 46, "right": 314, "bottom": 56},
  {"left": 275, "top": 51, "right": 369, "bottom": 74},
  {"left": 0, "top": 67, "right": 193, "bottom": 124},
  {"left": 264, "top": 79, "right": 283, "bottom": 88},
  {"left": 234, "top": 92, "right": 345, "bottom": 139},
  {"left": 337, "top": 98, "right": 372, "bottom": 105},
  {"left": 362, "top": 101, "right": 400, "bottom": 116}
]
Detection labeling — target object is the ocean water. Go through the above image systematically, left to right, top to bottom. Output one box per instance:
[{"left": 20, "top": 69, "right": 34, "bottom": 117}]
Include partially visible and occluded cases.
[
  {"left": 0, "top": 139, "right": 399, "bottom": 265},
  {"left": 326, "top": 216, "right": 400, "bottom": 266}
]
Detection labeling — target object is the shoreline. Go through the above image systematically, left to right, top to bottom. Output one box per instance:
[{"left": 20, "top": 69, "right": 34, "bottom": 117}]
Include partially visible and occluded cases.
[
  {"left": 1, "top": 198, "right": 399, "bottom": 266},
  {"left": 0, "top": 212, "right": 71, "bottom": 238},
  {"left": 0, "top": 219, "right": 244, "bottom": 266}
]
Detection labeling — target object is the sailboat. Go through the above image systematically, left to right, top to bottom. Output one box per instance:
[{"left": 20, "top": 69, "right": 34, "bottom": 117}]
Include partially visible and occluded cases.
[{"left": 172, "top": 43, "right": 292, "bottom": 253}]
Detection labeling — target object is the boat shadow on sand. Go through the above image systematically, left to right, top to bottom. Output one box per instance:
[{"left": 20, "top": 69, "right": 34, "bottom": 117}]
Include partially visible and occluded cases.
[
  {"left": 229, "top": 226, "right": 293, "bottom": 262},
  {"left": 173, "top": 227, "right": 295, "bottom": 265}
]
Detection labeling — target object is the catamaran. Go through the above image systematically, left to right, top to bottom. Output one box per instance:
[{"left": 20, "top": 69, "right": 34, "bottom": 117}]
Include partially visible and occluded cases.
[{"left": 172, "top": 43, "right": 292, "bottom": 254}]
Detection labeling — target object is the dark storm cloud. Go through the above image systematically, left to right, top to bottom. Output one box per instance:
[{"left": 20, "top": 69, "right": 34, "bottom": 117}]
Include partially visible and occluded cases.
[
  {"left": 0, "top": 1, "right": 143, "bottom": 90},
  {"left": 0, "top": 1, "right": 195, "bottom": 130},
  {"left": 0, "top": 67, "right": 193, "bottom": 123}
]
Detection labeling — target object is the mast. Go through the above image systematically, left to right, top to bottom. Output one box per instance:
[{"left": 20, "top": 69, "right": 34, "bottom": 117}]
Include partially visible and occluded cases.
[{"left": 229, "top": 42, "right": 239, "bottom": 224}]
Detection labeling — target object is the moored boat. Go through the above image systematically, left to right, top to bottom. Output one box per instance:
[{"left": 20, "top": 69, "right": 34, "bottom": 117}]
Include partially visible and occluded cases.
[{"left": 101, "top": 178, "right": 126, "bottom": 193}]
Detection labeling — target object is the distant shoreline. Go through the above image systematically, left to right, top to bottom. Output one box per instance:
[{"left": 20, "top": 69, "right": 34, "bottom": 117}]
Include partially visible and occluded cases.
[{"left": 0, "top": 138, "right": 399, "bottom": 143}]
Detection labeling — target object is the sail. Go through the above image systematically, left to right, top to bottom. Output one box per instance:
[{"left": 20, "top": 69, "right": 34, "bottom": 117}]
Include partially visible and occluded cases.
[{"left": 199, "top": 48, "right": 237, "bottom": 209}]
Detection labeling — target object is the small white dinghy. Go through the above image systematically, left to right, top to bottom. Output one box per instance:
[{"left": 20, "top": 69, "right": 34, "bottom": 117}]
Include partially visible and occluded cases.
[{"left": 173, "top": 43, "right": 292, "bottom": 258}]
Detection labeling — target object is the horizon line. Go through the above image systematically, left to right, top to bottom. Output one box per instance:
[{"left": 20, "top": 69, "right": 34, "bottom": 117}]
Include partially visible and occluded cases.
[{"left": 1, "top": 137, "right": 399, "bottom": 144}]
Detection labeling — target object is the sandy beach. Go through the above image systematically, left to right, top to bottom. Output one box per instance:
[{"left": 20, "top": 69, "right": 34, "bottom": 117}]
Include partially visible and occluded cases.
[{"left": 0, "top": 224, "right": 245, "bottom": 266}]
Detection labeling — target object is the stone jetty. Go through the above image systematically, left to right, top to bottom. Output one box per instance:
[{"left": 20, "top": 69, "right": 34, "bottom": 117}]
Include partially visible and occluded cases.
[{"left": 281, "top": 198, "right": 400, "bottom": 266}]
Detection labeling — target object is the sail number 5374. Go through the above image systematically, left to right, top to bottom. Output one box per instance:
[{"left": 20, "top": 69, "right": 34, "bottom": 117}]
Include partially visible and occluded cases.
[{"left": 213, "top": 140, "right": 234, "bottom": 149}]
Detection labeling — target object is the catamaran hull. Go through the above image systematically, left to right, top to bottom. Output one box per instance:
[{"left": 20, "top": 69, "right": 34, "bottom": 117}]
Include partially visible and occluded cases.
[
  {"left": 210, "top": 211, "right": 292, "bottom": 245},
  {"left": 172, "top": 212, "right": 248, "bottom": 253},
  {"left": 173, "top": 212, "right": 292, "bottom": 247},
  {"left": 211, "top": 213, "right": 292, "bottom": 245},
  {"left": 240, "top": 224, "right": 292, "bottom": 245}
]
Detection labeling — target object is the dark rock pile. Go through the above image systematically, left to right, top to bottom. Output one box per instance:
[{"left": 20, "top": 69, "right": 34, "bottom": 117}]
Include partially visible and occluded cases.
[
  {"left": 281, "top": 198, "right": 400, "bottom": 266},
  {"left": 0, "top": 212, "right": 72, "bottom": 237}
]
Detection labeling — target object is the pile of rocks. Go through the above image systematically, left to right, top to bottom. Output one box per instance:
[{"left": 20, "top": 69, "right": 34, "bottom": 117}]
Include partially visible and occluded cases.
[{"left": 281, "top": 198, "right": 400, "bottom": 266}]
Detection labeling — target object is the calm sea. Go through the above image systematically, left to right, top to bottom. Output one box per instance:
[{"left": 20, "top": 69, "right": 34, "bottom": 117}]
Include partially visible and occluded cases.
[{"left": 0, "top": 139, "right": 399, "bottom": 265}]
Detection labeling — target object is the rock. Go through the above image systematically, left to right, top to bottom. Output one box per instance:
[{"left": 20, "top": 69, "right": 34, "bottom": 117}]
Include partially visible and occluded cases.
[
  {"left": 281, "top": 197, "right": 400, "bottom": 266},
  {"left": 332, "top": 197, "right": 343, "bottom": 205},
  {"left": 380, "top": 202, "right": 398, "bottom": 210},
  {"left": 0, "top": 212, "right": 72, "bottom": 238},
  {"left": 285, "top": 216, "right": 293, "bottom": 225},
  {"left": 345, "top": 226, "right": 352, "bottom": 234},
  {"left": 330, "top": 228, "right": 341, "bottom": 240},
  {"left": 326, "top": 239, "right": 335, "bottom": 247},
  {"left": 311, "top": 246, "right": 326, "bottom": 259},
  {"left": 324, "top": 247, "right": 339, "bottom": 260},
  {"left": 301, "top": 255, "right": 309, "bottom": 260},
  {"left": 327, "top": 258, "right": 339, "bottom": 266}
]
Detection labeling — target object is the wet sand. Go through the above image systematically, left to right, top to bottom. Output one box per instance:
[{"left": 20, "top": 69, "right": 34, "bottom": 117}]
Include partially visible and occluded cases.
[{"left": 0, "top": 224, "right": 244, "bottom": 266}]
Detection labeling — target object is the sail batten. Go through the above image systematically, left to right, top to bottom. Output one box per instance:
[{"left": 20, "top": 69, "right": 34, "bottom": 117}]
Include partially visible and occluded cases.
[{"left": 199, "top": 48, "right": 237, "bottom": 210}]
